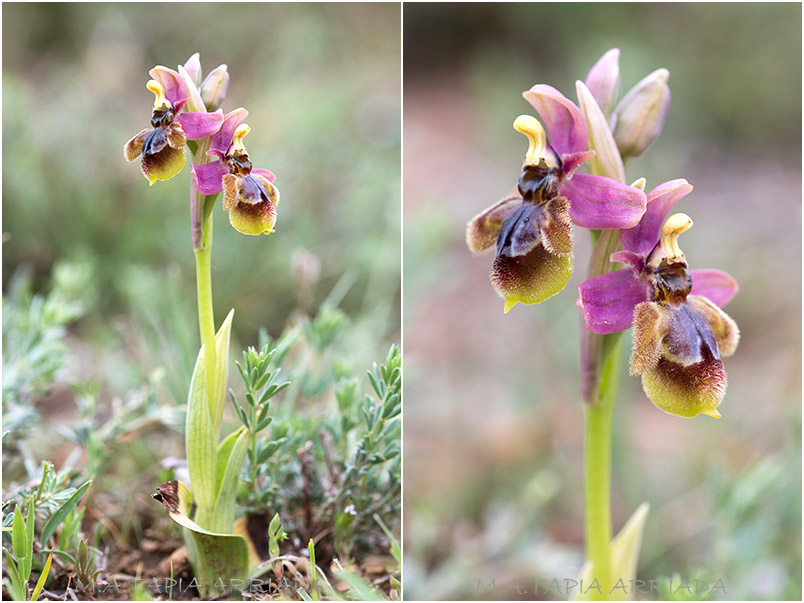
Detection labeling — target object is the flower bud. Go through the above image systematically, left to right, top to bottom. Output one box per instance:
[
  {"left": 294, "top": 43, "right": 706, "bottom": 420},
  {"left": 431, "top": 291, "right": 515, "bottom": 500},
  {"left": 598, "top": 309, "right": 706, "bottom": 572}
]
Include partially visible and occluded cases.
[
  {"left": 584, "top": 48, "right": 620, "bottom": 117},
  {"left": 183, "top": 53, "right": 202, "bottom": 86},
  {"left": 200, "top": 65, "right": 230, "bottom": 112},
  {"left": 612, "top": 68, "right": 671, "bottom": 159}
]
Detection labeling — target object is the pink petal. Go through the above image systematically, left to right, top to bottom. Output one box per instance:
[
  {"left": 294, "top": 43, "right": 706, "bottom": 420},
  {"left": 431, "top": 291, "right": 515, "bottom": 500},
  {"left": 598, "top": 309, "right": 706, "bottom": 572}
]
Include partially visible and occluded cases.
[
  {"left": 585, "top": 48, "right": 620, "bottom": 116},
  {"left": 182, "top": 53, "right": 202, "bottom": 86},
  {"left": 149, "top": 66, "right": 189, "bottom": 107},
  {"left": 576, "top": 80, "right": 625, "bottom": 183},
  {"left": 522, "top": 84, "right": 588, "bottom": 156},
  {"left": 209, "top": 108, "right": 248, "bottom": 159},
  {"left": 177, "top": 110, "right": 224, "bottom": 141},
  {"left": 561, "top": 150, "right": 595, "bottom": 176},
  {"left": 192, "top": 161, "right": 228, "bottom": 195},
  {"left": 251, "top": 168, "right": 276, "bottom": 183},
  {"left": 559, "top": 173, "right": 647, "bottom": 229},
  {"left": 620, "top": 179, "right": 692, "bottom": 255},
  {"left": 610, "top": 250, "right": 643, "bottom": 270},
  {"left": 577, "top": 268, "right": 650, "bottom": 334},
  {"left": 690, "top": 269, "right": 739, "bottom": 307}
]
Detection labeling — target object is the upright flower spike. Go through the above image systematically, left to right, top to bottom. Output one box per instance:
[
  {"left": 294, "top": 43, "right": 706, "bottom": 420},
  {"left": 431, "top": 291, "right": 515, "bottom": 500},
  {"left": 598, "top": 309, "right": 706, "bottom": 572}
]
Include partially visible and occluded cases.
[
  {"left": 124, "top": 76, "right": 223, "bottom": 185},
  {"left": 467, "top": 86, "right": 647, "bottom": 312},
  {"left": 192, "top": 117, "right": 279, "bottom": 236},
  {"left": 576, "top": 181, "right": 739, "bottom": 418}
]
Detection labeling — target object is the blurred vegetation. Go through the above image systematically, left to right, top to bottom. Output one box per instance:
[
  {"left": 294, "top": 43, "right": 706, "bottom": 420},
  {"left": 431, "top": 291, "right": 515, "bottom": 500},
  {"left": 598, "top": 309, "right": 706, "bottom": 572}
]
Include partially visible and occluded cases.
[{"left": 403, "top": 3, "right": 800, "bottom": 601}]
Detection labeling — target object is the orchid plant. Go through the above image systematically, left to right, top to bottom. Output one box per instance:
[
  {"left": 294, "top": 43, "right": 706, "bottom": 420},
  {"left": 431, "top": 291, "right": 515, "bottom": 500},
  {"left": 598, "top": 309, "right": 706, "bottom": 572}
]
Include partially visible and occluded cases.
[
  {"left": 467, "top": 48, "right": 739, "bottom": 599},
  {"left": 125, "top": 53, "right": 283, "bottom": 596}
]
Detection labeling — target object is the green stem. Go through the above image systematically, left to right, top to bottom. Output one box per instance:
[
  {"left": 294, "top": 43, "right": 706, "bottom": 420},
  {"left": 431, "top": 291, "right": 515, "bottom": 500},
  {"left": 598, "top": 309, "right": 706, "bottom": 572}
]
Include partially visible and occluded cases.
[
  {"left": 194, "top": 213, "right": 217, "bottom": 425},
  {"left": 583, "top": 333, "right": 622, "bottom": 598}
]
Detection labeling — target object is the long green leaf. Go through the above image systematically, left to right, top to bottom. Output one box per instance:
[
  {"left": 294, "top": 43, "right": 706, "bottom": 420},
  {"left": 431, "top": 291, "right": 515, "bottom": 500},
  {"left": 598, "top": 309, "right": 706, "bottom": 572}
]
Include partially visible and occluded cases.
[
  {"left": 210, "top": 309, "right": 234, "bottom": 437},
  {"left": 186, "top": 347, "right": 216, "bottom": 524},
  {"left": 211, "top": 428, "right": 249, "bottom": 534},
  {"left": 214, "top": 428, "right": 241, "bottom": 494},
  {"left": 40, "top": 480, "right": 91, "bottom": 546},
  {"left": 153, "top": 481, "right": 250, "bottom": 598},
  {"left": 24, "top": 498, "right": 34, "bottom": 581},
  {"left": 12, "top": 504, "right": 29, "bottom": 582},
  {"left": 4, "top": 548, "right": 25, "bottom": 600},
  {"left": 30, "top": 552, "right": 52, "bottom": 601}
]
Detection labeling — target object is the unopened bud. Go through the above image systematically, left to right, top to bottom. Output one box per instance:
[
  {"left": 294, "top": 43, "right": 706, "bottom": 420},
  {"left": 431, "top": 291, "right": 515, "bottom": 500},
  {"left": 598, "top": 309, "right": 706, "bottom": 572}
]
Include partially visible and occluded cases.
[
  {"left": 584, "top": 48, "right": 620, "bottom": 116},
  {"left": 183, "top": 53, "right": 202, "bottom": 86},
  {"left": 200, "top": 65, "right": 230, "bottom": 112},
  {"left": 613, "top": 68, "right": 671, "bottom": 159}
]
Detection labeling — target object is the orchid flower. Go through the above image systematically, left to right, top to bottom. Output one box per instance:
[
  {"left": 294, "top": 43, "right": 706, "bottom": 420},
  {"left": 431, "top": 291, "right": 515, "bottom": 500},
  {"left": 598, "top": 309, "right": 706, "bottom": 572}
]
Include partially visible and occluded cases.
[
  {"left": 124, "top": 66, "right": 223, "bottom": 185},
  {"left": 467, "top": 86, "right": 647, "bottom": 312},
  {"left": 192, "top": 109, "right": 279, "bottom": 236},
  {"left": 577, "top": 180, "right": 739, "bottom": 418}
]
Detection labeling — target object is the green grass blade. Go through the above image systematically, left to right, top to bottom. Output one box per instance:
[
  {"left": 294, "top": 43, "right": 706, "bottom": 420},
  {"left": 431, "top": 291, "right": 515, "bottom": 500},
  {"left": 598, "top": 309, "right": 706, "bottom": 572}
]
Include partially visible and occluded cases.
[
  {"left": 24, "top": 498, "right": 35, "bottom": 577},
  {"left": 373, "top": 514, "right": 400, "bottom": 565},
  {"left": 4, "top": 548, "right": 26, "bottom": 600},
  {"left": 30, "top": 552, "right": 52, "bottom": 601}
]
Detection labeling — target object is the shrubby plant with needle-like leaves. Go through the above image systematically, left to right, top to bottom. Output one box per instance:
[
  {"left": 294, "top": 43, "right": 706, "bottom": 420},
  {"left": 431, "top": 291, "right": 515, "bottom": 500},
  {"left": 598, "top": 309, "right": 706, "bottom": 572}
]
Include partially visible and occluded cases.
[{"left": 467, "top": 48, "right": 739, "bottom": 600}]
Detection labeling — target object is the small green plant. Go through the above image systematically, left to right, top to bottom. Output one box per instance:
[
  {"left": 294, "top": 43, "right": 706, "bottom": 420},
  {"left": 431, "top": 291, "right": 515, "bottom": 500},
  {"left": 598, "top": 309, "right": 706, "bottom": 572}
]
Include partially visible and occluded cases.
[
  {"left": 2, "top": 498, "right": 53, "bottom": 601},
  {"left": 74, "top": 539, "right": 103, "bottom": 593}
]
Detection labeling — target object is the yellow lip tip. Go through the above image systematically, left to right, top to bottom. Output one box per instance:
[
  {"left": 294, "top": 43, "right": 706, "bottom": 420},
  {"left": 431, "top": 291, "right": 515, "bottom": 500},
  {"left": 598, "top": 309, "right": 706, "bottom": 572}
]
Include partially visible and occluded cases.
[
  {"left": 146, "top": 80, "right": 167, "bottom": 109},
  {"left": 513, "top": 114, "right": 541, "bottom": 133},
  {"left": 513, "top": 115, "right": 547, "bottom": 164},
  {"left": 503, "top": 299, "right": 517, "bottom": 313},
  {"left": 702, "top": 408, "right": 721, "bottom": 419}
]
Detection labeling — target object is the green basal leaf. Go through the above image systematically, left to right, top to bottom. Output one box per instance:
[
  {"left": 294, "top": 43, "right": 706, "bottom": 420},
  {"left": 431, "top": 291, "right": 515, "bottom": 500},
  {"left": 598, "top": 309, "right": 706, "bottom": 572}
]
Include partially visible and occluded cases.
[
  {"left": 210, "top": 309, "right": 234, "bottom": 436},
  {"left": 186, "top": 345, "right": 217, "bottom": 525},
  {"left": 211, "top": 427, "right": 249, "bottom": 534},
  {"left": 214, "top": 429, "right": 241, "bottom": 495},
  {"left": 153, "top": 481, "right": 250, "bottom": 598},
  {"left": 576, "top": 503, "right": 650, "bottom": 601},
  {"left": 609, "top": 503, "right": 650, "bottom": 598}
]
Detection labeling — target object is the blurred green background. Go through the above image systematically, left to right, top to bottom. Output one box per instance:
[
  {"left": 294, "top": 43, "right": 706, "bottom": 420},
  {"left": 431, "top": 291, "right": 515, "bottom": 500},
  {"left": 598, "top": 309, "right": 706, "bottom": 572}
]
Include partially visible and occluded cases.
[
  {"left": 3, "top": 2, "right": 400, "bottom": 392},
  {"left": 403, "top": 3, "right": 801, "bottom": 601}
]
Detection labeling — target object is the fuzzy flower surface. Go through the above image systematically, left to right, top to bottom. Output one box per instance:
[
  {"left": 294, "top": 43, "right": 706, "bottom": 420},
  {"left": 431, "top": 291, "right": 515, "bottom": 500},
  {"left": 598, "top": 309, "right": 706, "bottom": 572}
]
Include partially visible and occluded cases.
[
  {"left": 124, "top": 66, "right": 223, "bottom": 185},
  {"left": 467, "top": 86, "right": 647, "bottom": 312},
  {"left": 192, "top": 111, "right": 279, "bottom": 236},
  {"left": 577, "top": 180, "right": 739, "bottom": 418}
]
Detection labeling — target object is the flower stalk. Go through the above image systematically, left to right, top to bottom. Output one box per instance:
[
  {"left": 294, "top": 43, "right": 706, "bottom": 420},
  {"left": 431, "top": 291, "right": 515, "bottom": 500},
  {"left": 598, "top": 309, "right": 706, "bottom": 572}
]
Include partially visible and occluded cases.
[
  {"left": 580, "top": 172, "right": 626, "bottom": 598},
  {"left": 583, "top": 333, "right": 620, "bottom": 598}
]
